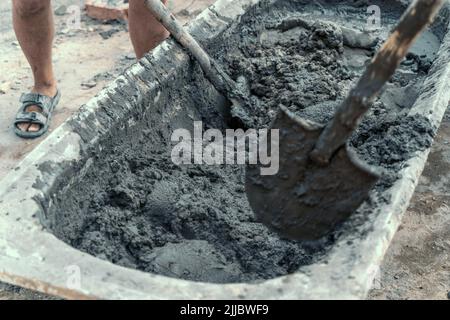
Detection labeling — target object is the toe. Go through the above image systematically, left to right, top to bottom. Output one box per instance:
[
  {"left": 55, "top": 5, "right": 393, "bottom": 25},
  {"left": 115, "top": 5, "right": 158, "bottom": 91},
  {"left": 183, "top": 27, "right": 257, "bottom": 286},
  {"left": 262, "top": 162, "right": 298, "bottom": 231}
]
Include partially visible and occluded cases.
[
  {"left": 17, "top": 123, "right": 30, "bottom": 132},
  {"left": 28, "top": 124, "right": 41, "bottom": 132}
]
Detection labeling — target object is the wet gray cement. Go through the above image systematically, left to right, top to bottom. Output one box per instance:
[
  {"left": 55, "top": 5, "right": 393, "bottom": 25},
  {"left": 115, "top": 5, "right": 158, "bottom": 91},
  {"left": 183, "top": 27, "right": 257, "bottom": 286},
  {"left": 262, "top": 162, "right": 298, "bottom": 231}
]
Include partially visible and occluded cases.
[{"left": 46, "top": 0, "right": 446, "bottom": 283}]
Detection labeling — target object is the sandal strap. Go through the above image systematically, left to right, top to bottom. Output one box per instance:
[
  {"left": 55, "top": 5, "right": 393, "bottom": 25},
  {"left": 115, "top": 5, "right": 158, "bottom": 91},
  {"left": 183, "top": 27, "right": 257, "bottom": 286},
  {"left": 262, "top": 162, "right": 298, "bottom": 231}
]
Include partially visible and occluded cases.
[
  {"left": 18, "top": 92, "right": 56, "bottom": 117},
  {"left": 19, "top": 92, "right": 52, "bottom": 105},
  {"left": 14, "top": 111, "right": 48, "bottom": 126}
]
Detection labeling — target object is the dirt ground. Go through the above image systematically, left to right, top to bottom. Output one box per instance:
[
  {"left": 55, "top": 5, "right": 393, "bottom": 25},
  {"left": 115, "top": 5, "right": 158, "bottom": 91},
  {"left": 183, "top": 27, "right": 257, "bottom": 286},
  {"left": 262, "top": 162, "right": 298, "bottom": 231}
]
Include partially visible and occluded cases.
[
  {"left": 0, "top": 0, "right": 448, "bottom": 300},
  {"left": 368, "top": 110, "right": 450, "bottom": 300}
]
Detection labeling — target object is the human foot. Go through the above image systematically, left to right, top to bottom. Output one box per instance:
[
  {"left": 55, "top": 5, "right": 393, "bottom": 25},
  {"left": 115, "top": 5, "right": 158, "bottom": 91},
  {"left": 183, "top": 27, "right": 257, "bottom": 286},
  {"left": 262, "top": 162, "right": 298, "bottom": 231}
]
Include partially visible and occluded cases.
[
  {"left": 15, "top": 84, "right": 58, "bottom": 134},
  {"left": 14, "top": 86, "right": 60, "bottom": 139}
]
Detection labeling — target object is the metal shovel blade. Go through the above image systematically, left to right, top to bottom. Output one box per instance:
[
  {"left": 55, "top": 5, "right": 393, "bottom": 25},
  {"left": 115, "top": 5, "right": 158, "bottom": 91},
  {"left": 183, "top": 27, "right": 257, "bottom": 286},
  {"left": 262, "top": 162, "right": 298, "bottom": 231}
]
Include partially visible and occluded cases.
[{"left": 246, "top": 106, "right": 380, "bottom": 241}]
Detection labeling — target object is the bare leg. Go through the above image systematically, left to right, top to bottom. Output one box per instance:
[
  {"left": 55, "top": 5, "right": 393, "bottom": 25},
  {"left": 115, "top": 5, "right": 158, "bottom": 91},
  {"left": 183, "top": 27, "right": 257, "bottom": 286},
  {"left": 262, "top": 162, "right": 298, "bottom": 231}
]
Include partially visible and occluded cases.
[
  {"left": 12, "top": 0, "right": 57, "bottom": 133},
  {"left": 128, "top": 0, "right": 170, "bottom": 59}
]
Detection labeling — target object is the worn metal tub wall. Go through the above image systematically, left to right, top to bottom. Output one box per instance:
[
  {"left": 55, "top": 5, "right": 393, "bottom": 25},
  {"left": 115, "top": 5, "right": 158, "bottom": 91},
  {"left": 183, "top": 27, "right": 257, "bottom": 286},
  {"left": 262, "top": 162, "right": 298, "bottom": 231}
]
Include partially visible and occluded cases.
[{"left": 0, "top": 0, "right": 450, "bottom": 299}]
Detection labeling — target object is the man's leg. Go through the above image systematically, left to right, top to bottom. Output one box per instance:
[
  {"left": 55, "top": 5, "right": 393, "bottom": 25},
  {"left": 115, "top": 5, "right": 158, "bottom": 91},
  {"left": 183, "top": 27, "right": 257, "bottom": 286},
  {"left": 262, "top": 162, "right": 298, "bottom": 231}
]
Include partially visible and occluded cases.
[
  {"left": 12, "top": 0, "right": 57, "bottom": 133},
  {"left": 128, "top": 0, "right": 170, "bottom": 59}
]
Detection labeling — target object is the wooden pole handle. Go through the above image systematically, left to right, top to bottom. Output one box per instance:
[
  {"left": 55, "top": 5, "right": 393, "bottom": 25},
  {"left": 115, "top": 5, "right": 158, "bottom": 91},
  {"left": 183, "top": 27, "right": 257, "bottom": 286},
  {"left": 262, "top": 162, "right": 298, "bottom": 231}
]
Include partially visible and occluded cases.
[
  {"left": 145, "top": 0, "right": 232, "bottom": 96},
  {"left": 310, "top": 0, "right": 445, "bottom": 165}
]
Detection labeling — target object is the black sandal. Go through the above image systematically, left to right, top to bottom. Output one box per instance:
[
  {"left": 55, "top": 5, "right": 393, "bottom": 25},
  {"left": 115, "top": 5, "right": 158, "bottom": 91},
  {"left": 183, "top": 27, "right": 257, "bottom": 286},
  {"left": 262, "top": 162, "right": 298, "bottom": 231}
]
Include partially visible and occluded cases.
[{"left": 14, "top": 90, "right": 61, "bottom": 139}]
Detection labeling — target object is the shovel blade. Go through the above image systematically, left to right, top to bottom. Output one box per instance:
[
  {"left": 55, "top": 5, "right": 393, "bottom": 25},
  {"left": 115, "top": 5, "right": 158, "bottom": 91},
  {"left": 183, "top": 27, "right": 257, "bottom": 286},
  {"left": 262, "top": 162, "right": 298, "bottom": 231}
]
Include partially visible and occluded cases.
[{"left": 246, "top": 107, "right": 380, "bottom": 241}]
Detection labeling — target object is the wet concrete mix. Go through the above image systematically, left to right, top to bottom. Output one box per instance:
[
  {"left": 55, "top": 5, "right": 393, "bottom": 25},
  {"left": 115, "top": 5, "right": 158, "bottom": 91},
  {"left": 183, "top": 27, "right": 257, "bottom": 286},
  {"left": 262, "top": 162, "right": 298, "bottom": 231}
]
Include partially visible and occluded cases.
[{"left": 48, "top": 0, "right": 445, "bottom": 283}]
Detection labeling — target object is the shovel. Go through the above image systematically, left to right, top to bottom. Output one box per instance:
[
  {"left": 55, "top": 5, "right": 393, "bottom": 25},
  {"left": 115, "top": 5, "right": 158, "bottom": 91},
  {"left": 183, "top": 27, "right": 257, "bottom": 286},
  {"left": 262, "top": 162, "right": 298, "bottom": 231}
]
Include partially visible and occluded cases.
[
  {"left": 145, "top": 0, "right": 251, "bottom": 128},
  {"left": 246, "top": 0, "right": 445, "bottom": 241}
]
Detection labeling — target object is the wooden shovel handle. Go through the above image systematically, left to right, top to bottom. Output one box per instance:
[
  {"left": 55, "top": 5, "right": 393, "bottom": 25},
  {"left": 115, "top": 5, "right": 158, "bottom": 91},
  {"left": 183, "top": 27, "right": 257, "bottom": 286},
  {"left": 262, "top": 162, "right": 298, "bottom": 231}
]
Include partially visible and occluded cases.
[
  {"left": 145, "top": 0, "right": 232, "bottom": 96},
  {"left": 310, "top": 0, "right": 444, "bottom": 165}
]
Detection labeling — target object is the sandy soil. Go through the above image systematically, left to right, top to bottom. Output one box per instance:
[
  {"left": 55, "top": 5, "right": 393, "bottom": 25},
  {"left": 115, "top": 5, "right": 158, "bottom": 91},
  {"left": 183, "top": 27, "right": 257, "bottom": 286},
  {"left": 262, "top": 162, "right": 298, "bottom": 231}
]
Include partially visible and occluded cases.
[
  {"left": 0, "top": 0, "right": 448, "bottom": 300},
  {"left": 368, "top": 110, "right": 450, "bottom": 300}
]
